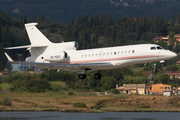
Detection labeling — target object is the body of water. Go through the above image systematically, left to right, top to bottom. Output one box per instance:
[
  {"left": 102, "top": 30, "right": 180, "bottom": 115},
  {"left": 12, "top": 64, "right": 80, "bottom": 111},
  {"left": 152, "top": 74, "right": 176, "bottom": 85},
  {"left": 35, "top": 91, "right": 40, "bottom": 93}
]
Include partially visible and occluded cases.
[{"left": 0, "top": 112, "right": 179, "bottom": 120}]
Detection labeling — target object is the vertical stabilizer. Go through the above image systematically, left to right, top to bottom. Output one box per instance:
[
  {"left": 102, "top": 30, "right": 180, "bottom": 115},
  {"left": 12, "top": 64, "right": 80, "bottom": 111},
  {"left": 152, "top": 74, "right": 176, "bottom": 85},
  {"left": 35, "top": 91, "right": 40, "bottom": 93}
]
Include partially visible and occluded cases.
[{"left": 25, "top": 23, "right": 52, "bottom": 45}]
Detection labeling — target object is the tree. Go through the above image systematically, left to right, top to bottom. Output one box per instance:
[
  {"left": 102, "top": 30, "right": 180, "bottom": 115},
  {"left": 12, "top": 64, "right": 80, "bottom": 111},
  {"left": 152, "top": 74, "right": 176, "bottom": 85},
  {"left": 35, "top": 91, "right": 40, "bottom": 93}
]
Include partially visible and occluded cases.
[
  {"left": 178, "top": 12, "right": 180, "bottom": 24},
  {"left": 170, "top": 13, "right": 175, "bottom": 28},
  {"left": 20, "top": 15, "right": 23, "bottom": 29},
  {"left": 23, "top": 15, "right": 27, "bottom": 24},
  {"left": 136, "top": 15, "right": 140, "bottom": 40},
  {"left": 0, "top": 22, "right": 2, "bottom": 44},
  {"left": 111, "top": 25, "right": 116, "bottom": 43},
  {"left": 169, "top": 31, "right": 175, "bottom": 39},
  {"left": 173, "top": 41, "right": 180, "bottom": 53},
  {"left": 166, "top": 64, "right": 179, "bottom": 71},
  {"left": 157, "top": 74, "right": 169, "bottom": 84}
]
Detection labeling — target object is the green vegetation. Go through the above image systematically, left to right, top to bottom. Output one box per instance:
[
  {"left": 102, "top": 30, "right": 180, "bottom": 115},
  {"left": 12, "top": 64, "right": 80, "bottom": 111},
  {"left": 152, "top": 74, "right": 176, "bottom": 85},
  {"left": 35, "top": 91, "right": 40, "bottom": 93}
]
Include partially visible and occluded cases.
[
  {"left": 0, "top": 7, "right": 180, "bottom": 93},
  {"left": 110, "top": 89, "right": 118, "bottom": 94},
  {"left": 68, "top": 91, "right": 74, "bottom": 96},
  {"left": 73, "top": 102, "right": 87, "bottom": 108}
]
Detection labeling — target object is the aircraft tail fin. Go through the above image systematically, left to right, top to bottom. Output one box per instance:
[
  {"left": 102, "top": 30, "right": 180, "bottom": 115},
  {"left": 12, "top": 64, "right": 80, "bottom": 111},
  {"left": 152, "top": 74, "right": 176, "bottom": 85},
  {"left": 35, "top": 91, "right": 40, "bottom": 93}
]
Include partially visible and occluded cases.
[{"left": 25, "top": 23, "right": 52, "bottom": 45}]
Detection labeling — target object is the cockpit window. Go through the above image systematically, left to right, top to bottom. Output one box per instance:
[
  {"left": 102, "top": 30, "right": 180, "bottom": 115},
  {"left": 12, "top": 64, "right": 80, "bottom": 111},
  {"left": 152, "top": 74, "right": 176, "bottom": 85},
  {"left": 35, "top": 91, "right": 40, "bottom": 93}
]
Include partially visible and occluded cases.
[
  {"left": 157, "top": 46, "right": 163, "bottom": 50},
  {"left": 150, "top": 47, "right": 156, "bottom": 50}
]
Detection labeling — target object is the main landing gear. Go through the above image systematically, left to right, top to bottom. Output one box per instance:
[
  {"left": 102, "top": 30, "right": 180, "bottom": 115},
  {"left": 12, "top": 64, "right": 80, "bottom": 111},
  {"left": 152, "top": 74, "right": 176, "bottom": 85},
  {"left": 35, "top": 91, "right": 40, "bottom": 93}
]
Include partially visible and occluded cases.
[
  {"left": 79, "top": 73, "right": 101, "bottom": 79},
  {"left": 94, "top": 73, "right": 101, "bottom": 79},
  {"left": 79, "top": 74, "right": 86, "bottom": 79}
]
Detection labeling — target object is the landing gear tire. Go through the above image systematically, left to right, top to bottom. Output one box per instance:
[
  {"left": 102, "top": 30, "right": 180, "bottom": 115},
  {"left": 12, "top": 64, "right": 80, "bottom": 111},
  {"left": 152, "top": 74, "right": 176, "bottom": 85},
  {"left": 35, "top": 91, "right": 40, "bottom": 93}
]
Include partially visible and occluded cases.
[
  {"left": 94, "top": 73, "right": 101, "bottom": 79},
  {"left": 79, "top": 74, "right": 86, "bottom": 79}
]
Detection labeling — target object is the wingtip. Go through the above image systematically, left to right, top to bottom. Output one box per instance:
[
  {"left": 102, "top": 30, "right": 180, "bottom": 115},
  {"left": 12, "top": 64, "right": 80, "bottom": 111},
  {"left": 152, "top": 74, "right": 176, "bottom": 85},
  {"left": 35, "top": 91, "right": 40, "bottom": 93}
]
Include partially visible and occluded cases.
[{"left": 4, "top": 52, "right": 14, "bottom": 62}]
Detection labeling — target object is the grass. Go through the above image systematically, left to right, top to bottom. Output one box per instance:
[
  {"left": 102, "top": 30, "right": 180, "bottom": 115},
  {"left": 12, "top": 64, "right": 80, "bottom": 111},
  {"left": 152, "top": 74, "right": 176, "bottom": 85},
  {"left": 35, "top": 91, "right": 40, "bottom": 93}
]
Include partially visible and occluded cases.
[
  {"left": 0, "top": 92, "right": 180, "bottom": 112},
  {"left": 73, "top": 102, "right": 87, "bottom": 108}
]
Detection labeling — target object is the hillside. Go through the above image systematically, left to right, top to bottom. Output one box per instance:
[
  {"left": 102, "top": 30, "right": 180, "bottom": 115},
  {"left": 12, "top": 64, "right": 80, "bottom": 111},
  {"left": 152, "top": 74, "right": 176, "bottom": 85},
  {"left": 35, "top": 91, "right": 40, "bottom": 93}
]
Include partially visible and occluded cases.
[{"left": 0, "top": 0, "right": 180, "bottom": 25}]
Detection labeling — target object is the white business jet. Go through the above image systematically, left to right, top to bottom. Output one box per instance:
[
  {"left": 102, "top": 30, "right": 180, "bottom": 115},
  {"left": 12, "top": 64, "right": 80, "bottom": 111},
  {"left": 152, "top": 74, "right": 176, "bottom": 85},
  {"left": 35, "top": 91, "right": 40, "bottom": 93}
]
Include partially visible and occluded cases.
[{"left": 4, "top": 23, "right": 177, "bottom": 79}]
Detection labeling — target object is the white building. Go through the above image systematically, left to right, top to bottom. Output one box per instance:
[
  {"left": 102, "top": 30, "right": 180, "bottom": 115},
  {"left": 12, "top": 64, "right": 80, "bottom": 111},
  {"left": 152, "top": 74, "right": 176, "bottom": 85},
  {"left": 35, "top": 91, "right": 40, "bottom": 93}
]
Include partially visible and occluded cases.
[{"left": 11, "top": 63, "right": 40, "bottom": 71}]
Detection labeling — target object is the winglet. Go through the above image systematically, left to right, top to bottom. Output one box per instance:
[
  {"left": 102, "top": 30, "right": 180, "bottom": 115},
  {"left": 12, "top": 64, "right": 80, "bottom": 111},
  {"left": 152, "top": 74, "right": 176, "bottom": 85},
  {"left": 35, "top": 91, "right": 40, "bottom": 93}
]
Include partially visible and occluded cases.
[{"left": 4, "top": 52, "right": 14, "bottom": 63}]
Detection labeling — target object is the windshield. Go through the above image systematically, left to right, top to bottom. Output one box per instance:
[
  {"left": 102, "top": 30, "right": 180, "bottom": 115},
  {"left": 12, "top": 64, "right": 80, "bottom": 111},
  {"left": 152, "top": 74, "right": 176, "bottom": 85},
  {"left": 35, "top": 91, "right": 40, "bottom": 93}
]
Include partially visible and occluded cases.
[{"left": 156, "top": 46, "right": 163, "bottom": 50}]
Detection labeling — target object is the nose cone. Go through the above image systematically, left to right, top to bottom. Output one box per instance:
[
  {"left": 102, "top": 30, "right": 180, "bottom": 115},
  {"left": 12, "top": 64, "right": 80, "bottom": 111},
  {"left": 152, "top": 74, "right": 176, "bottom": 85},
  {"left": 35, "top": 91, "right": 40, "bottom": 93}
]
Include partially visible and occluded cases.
[
  {"left": 167, "top": 51, "right": 177, "bottom": 59},
  {"left": 171, "top": 51, "right": 177, "bottom": 58}
]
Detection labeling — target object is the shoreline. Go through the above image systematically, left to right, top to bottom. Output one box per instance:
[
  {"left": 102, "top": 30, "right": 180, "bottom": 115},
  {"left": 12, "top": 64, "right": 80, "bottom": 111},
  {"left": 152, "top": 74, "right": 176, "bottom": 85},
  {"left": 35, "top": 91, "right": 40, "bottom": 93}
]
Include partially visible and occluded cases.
[
  {"left": 1, "top": 93, "right": 180, "bottom": 113},
  {"left": 1, "top": 107, "right": 180, "bottom": 112}
]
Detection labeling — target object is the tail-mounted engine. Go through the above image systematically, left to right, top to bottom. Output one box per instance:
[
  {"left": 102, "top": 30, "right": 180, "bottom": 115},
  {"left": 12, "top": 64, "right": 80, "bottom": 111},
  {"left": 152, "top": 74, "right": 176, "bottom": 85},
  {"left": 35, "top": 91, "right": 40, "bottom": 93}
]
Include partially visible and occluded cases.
[{"left": 44, "top": 51, "right": 68, "bottom": 62}]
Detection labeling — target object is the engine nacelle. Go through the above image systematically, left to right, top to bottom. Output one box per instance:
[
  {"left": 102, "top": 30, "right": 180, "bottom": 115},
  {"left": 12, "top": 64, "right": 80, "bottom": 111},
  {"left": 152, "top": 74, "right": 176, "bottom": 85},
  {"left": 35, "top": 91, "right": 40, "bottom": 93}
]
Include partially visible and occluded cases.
[
  {"left": 56, "top": 41, "right": 79, "bottom": 50},
  {"left": 44, "top": 51, "right": 68, "bottom": 62}
]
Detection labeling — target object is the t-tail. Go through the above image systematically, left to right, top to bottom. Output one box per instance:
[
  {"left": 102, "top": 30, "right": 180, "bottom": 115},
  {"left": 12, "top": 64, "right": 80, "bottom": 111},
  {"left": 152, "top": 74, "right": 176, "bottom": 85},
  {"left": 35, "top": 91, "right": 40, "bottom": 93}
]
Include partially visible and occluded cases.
[
  {"left": 4, "top": 23, "right": 51, "bottom": 50},
  {"left": 4, "top": 23, "right": 79, "bottom": 63},
  {"left": 25, "top": 23, "right": 52, "bottom": 45}
]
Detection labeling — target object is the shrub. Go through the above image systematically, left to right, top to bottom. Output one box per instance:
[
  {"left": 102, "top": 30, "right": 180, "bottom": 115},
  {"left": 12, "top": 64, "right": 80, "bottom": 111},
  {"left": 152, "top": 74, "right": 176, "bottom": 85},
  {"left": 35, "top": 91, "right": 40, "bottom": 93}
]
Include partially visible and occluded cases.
[
  {"left": 26, "top": 78, "right": 50, "bottom": 93},
  {"left": 50, "top": 81, "right": 68, "bottom": 92},
  {"left": 0, "top": 83, "right": 12, "bottom": 91},
  {"left": 17, "top": 86, "right": 28, "bottom": 92},
  {"left": 110, "top": 89, "right": 118, "bottom": 94},
  {"left": 68, "top": 91, "right": 74, "bottom": 95},
  {"left": 0, "top": 96, "right": 12, "bottom": 106},
  {"left": 73, "top": 102, "right": 87, "bottom": 108}
]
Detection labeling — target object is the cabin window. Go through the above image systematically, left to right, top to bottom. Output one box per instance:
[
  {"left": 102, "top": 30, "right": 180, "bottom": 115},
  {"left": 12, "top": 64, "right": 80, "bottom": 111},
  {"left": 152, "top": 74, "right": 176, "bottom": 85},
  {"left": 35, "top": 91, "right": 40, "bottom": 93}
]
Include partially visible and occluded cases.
[
  {"left": 157, "top": 46, "right": 163, "bottom": 50},
  {"left": 150, "top": 47, "right": 156, "bottom": 50},
  {"left": 128, "top": 50, "right": 131, "bottom": 53},
  {"left": 132, "top": 50, "right": 135, "bottom": 53},
  {"left": 118, "top": 51, "right": 120, "bottom": 55},
  {"left": 121, "top": 51, "right": 123, "bottom": 54},
  {"left": 125, "top": 51, "right": 127, "bottom": 54},
  {"left": 107, "top": 52, "right": 109, "bottom": 55},
  {"left": 110, "top": 52, "right": 113, "bottom": 55},
  {"left": 114, "top": 52, "right": 116, "bottom": 55},
  {"left": 103, "top": 53, "right": 105, "bottom": 56},
  {"left": 88, "top": 54, "right": 91, "bottom": 57},
  {"left": 92, "top": 54, "right": 94, "bottom": 57},
  {"left": 96, "top": 54, "right": 98, "bottom": 57},
  {"left": 81, "top": 55, "right": 83, "bottom": 58},
  {"left": 85, "top": 55, "right": 87, "bottom": 57},
  {"left": 150, "top": 87, "right": 152, "bottom": 90},
  {"left": 160, "top": 87, "right": 164, "bottom": 89}
]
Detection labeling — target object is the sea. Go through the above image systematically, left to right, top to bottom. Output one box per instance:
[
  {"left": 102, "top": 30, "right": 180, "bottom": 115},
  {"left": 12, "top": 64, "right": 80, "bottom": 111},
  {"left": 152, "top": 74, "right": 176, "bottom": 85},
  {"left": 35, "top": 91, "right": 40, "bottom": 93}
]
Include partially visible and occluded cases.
[{"left": 0, "top": 112, "right": 180, "bottom": 120}]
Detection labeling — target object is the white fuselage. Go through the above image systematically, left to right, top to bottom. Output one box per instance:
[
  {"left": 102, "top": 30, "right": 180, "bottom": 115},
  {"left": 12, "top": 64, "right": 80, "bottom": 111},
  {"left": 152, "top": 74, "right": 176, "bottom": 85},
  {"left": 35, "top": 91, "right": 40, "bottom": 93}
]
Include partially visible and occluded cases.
[
  {"left": 4, "top": 23, "right": 177, "bottom": 78},
  {"left": 26, "top": 43, "right": 177, "bottom": 72}
]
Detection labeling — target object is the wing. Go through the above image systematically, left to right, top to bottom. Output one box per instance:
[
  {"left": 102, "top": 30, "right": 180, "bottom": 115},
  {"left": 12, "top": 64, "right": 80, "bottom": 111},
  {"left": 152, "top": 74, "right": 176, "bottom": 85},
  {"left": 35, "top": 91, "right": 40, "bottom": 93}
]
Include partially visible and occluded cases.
[
  {"left": 4, "top": 45, "right": 48, "bottom": 49},
  {"left": 21, "top": 62, "right": 113, "bottom": 73}
]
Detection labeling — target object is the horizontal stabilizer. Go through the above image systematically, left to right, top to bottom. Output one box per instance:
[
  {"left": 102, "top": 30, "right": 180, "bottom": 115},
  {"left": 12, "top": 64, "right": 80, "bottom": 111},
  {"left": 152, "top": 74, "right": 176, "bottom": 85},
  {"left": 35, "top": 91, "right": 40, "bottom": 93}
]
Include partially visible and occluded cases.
[
  {"left": 4, "top": 45, "right": 48, "bottom": 49},
  {"left": 4, "top": 52, "right": 19, "bottom": 63}
]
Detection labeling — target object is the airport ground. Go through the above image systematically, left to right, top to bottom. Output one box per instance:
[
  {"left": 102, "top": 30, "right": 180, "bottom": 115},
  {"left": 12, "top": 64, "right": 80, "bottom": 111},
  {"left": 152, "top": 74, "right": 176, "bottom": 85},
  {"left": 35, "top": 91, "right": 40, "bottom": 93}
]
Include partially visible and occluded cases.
[{"left": 0, "top": 92, "right": 180, "bottom": 112}]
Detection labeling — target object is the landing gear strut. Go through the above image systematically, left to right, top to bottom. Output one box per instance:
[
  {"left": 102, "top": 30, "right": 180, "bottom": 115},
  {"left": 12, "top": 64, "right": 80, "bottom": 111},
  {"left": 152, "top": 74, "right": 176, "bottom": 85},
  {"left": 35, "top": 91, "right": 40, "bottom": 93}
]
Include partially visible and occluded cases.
[
  {"left": 152, "top": 62, "right": 157, "bottom": 73},
  {"left": 94, "top": 73, "right": 101, "bottom": 79},
  {"left": 79, "top": 74, "right": 86, "bottom": 79}
]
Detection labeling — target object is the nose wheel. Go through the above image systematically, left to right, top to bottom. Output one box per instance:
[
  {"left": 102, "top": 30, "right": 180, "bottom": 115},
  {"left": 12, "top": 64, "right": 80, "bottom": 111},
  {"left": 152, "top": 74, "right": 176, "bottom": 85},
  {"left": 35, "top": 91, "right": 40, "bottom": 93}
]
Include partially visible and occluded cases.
[{"left": 94, "top": 73, "right": 101, "bottom": 79}]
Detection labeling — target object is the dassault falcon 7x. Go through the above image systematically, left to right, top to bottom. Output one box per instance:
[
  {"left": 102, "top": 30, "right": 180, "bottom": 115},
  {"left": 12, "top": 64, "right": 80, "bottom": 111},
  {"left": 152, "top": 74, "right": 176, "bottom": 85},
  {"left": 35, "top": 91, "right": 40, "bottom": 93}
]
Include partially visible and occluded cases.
[{"left": 4, "top": 23, "right": 177, "bottom": 79}]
